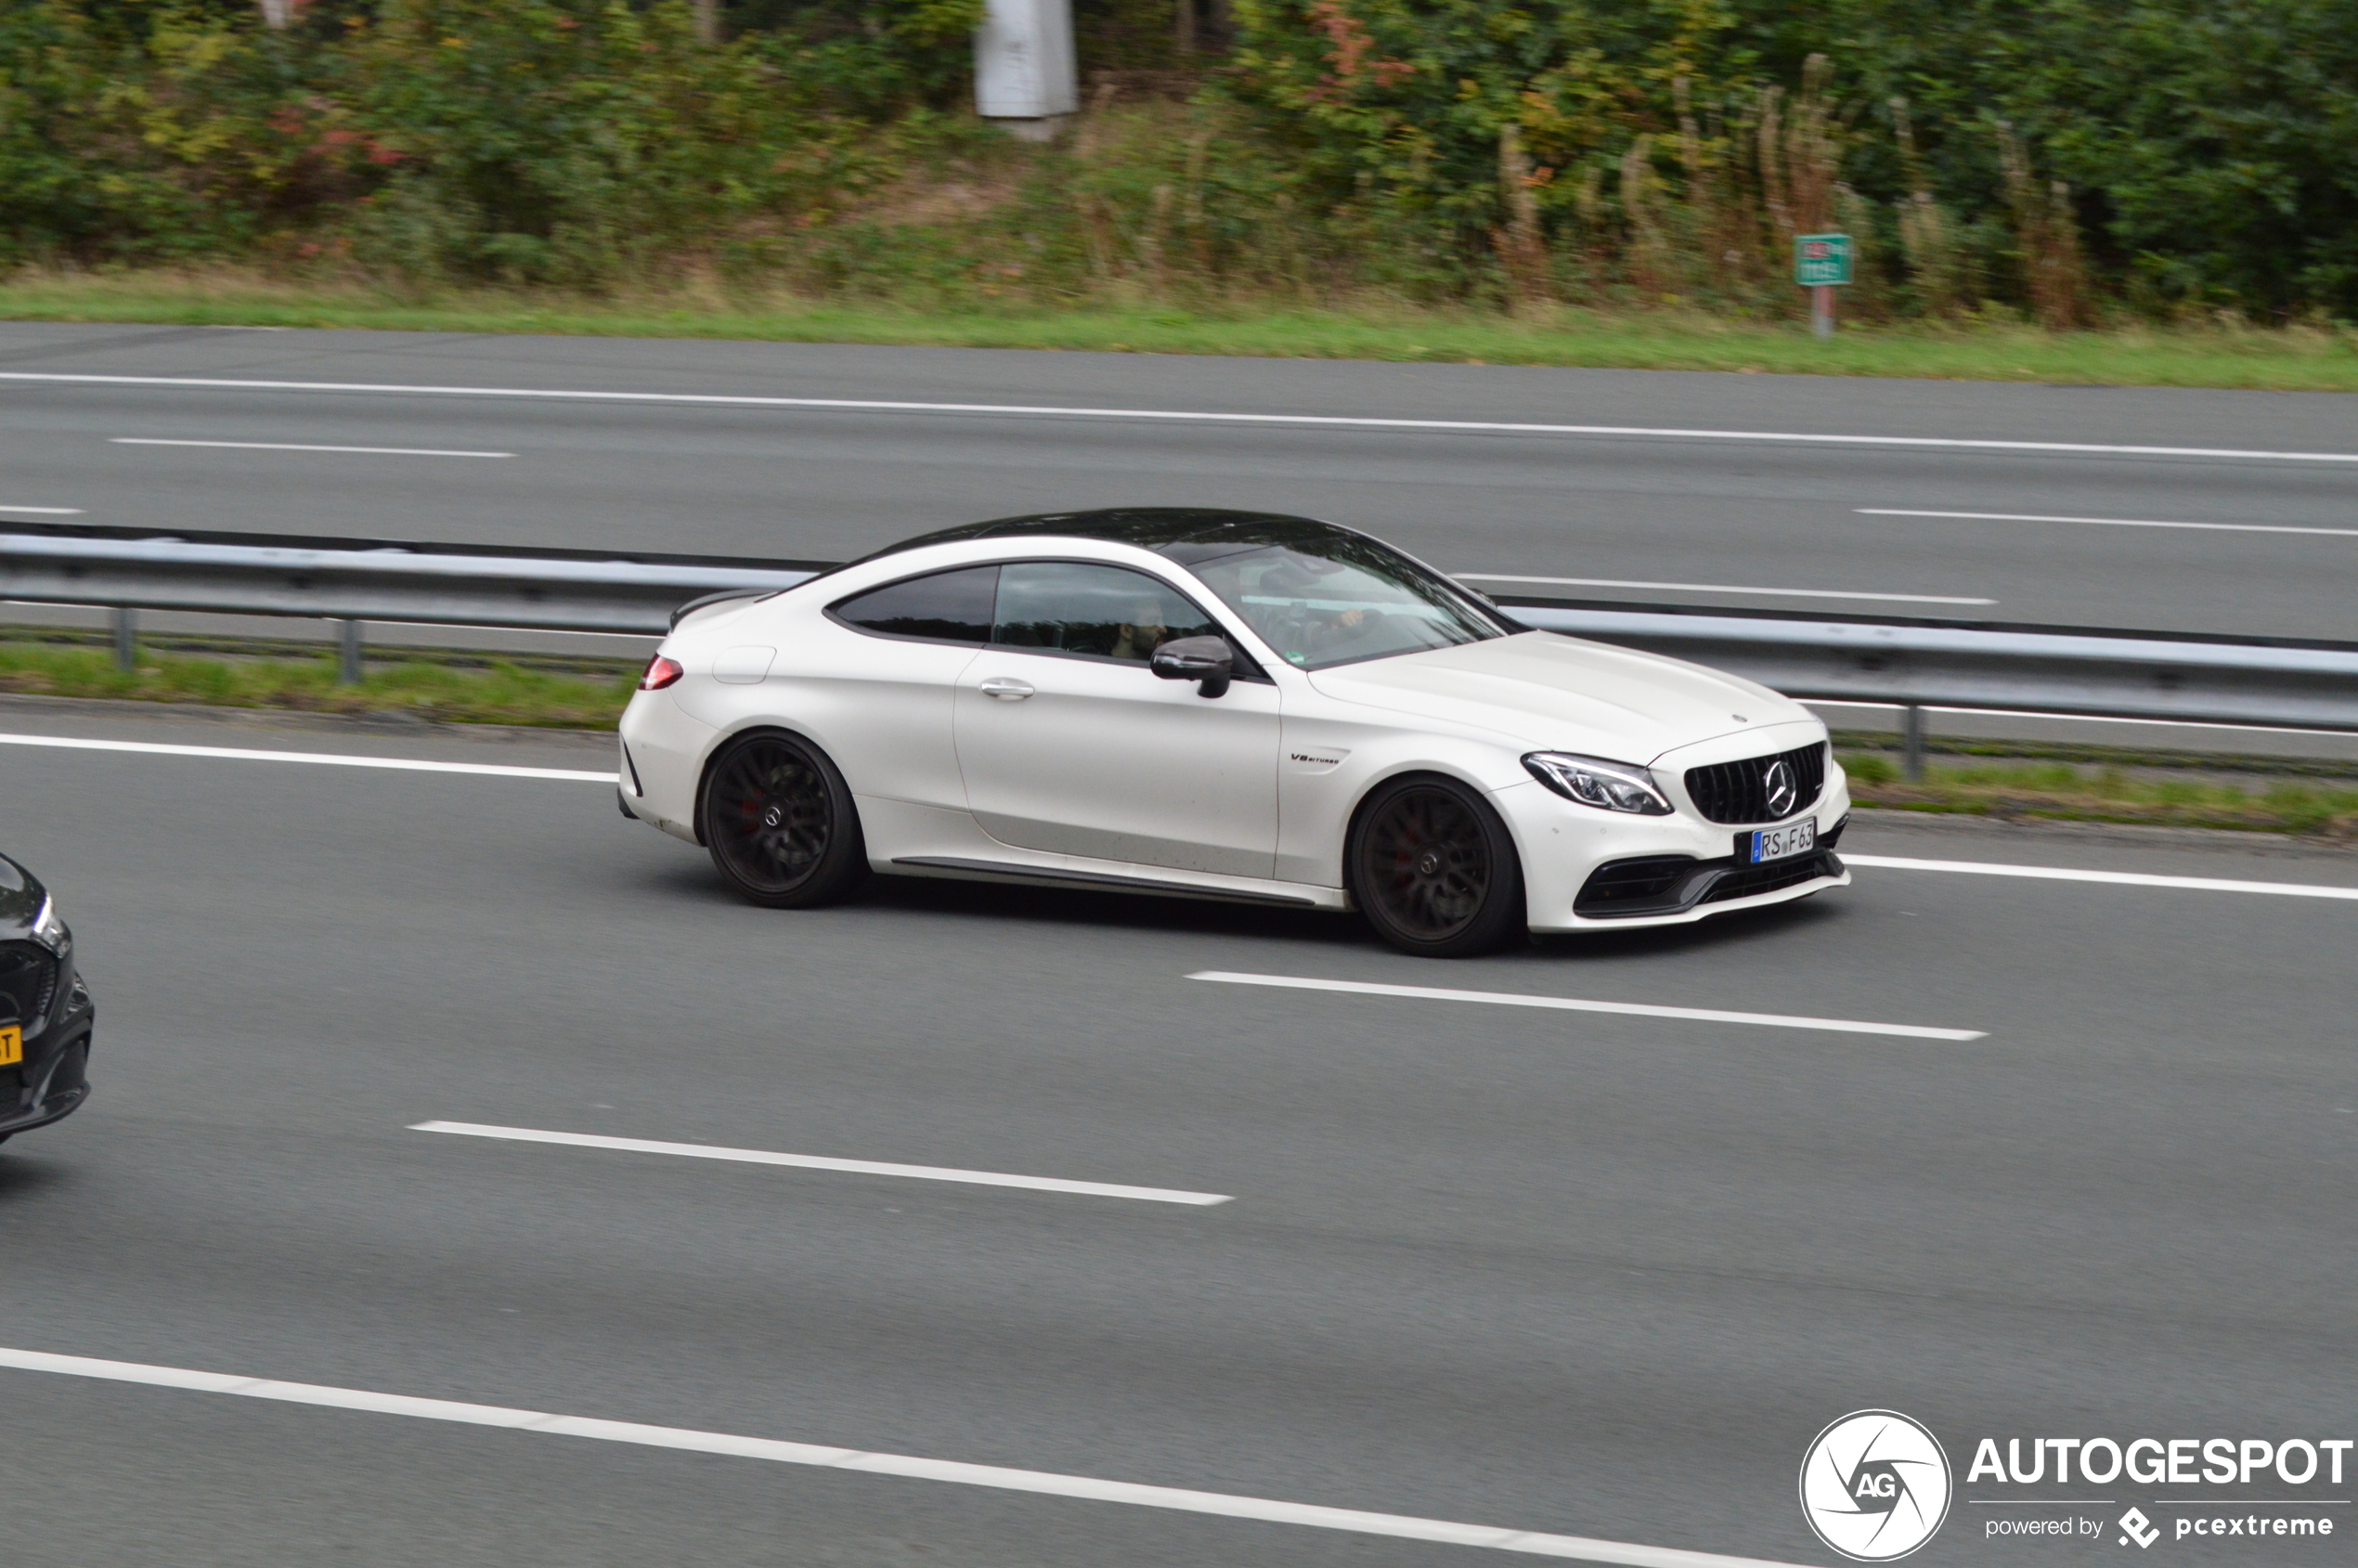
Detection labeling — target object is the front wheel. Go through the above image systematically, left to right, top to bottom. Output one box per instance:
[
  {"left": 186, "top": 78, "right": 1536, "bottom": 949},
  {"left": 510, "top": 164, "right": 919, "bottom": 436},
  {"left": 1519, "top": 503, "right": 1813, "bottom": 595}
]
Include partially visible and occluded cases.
[
  {"left": 699, "top": 730, "right": 869, "bottom": 908},
  {"left": 1346, "top": 774, "right": 1527, "bottom": 957}
]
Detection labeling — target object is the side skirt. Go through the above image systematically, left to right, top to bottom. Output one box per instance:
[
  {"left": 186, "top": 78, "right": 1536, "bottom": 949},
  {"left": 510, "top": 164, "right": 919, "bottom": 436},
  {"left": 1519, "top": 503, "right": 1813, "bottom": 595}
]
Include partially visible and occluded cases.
[{"left": 889, "top": 856, "right": 1323, "bottom": 909}]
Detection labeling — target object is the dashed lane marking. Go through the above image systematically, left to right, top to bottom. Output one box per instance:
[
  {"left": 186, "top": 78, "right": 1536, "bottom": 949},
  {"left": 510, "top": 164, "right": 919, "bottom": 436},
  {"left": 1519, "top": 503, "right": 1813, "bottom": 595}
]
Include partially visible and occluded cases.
[
  {"left": 110, "top": 438, "right": 512, "bottom": 457},
  {"left": 1859, "top": 507, "right": 2358, "bottom": 538},
  {"left": 1452, "top": 573, "right": 1994, "bottom": 605},
  {"left": 1188, "top": 972, "right": 1984, "bottom": 1042},
  {"left": 410, "top": 1121, "right": 1233, "bottom": 1206}
]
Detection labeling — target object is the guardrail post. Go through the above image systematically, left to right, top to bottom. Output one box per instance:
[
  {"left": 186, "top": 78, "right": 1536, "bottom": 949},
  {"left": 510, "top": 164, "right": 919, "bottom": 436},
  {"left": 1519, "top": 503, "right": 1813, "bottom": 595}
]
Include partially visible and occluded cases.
[
  {"left": 112, "top": 607, "right": 136, "bottom": 672},
  {"left": 337, "top": 619, "right": 364, "bottom": 685},
  {"left": 1902, "top": 704, "right": 1925, "bottom": 782}
]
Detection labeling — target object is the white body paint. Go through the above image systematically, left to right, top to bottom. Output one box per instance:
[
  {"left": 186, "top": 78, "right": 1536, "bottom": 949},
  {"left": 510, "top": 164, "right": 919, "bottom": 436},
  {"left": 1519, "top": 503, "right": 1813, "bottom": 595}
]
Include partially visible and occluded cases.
[{"left": 619, "top": 531, "right": 1854, "bottom": 933}]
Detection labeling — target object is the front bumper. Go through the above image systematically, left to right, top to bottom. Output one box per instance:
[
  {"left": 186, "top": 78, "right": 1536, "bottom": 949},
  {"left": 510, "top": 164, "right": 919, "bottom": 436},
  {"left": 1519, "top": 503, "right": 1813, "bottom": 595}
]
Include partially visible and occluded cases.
[
  {"left": 1514, "top": 772, "right": 1854, "bottom": 934},
  {"left": 1572, "top": 823, "right": 1849, "bottom": 921},
  {"left": 0, "top": 968, "right": 92, "bottom": 1143}
]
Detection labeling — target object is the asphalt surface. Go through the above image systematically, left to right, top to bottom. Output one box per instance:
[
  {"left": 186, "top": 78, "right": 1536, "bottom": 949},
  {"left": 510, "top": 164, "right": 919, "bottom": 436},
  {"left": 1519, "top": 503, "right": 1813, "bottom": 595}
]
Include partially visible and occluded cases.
[
  {"left": 5, "top": 323, "right": 2357, "bottom": 639},
  {"left": 3, "top": 706, "right": 2355, "bottom": 1567}
]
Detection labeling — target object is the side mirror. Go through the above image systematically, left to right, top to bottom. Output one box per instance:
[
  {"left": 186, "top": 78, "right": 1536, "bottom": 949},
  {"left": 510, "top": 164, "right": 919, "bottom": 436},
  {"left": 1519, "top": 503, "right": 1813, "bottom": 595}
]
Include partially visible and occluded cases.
[{"left": 1150, "top": 635, "right": 1234, "bottom": 698}]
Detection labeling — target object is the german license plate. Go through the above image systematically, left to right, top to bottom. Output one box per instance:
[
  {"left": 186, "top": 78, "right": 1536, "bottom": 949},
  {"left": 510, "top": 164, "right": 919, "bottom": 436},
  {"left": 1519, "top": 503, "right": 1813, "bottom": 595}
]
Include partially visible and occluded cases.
[
  {"left": 1744, "top": 820, "right": 1817, "bottom": 864},
  {"left": 0, "top": 1024, "right": 19, "bottom": 1068}
]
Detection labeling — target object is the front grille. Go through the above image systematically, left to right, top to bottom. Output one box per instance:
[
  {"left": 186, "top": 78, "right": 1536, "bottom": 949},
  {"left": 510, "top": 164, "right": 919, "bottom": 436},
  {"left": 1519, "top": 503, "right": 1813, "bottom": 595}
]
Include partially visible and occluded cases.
[
  {"left": 1684, "top": 743, "right": 1827, "bottom": 824},
  {"left": 1697, "top": 850, "right": 1841, "bottom": 904},
  {"left": 0, "top": 941, "right": 58, "bottom": 1026}
]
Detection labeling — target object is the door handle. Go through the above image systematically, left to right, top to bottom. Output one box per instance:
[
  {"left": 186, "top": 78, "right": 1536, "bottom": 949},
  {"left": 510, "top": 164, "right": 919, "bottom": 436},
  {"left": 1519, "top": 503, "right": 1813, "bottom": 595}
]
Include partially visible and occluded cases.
[{"left": 978, "top": 677, "right": 1035, "bottom": 699}]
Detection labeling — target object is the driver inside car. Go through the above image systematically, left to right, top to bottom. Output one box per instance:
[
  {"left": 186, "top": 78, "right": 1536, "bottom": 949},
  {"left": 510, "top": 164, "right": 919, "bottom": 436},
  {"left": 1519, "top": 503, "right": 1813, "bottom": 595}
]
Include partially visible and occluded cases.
[{"left": 1108, "top": 600, "right": 1173, "bottom": 663}]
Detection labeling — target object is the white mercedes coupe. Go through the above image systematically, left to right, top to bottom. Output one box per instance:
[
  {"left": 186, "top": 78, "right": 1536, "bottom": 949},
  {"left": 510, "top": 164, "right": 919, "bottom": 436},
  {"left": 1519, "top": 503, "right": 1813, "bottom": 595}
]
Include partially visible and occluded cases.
[{"left": 617, "top": 510, "right": 1850, "bottom": 955}]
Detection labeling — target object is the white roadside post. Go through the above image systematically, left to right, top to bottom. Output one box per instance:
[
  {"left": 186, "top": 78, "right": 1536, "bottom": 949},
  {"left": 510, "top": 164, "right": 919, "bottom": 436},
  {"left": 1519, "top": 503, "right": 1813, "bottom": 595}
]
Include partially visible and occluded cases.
[
  {"left": 974, "top": 0, "right": 1078, "bottom": 140},
  {"left": 1794, "top": 233, "right": 1854, "bottom": 338}
]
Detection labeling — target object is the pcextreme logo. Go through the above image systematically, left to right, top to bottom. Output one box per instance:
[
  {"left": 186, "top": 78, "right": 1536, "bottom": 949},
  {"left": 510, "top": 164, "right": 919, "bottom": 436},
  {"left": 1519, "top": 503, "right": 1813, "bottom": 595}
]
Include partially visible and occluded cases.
[{"left": 1800, "top": 1409, "right": 1955, "bottom": 1561}]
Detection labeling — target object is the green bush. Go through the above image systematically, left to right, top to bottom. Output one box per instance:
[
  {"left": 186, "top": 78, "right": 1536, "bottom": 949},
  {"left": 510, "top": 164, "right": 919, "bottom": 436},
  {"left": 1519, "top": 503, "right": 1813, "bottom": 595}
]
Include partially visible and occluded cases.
[{"left": 4, "top": 0, "right": 2355, "bottom": 317}]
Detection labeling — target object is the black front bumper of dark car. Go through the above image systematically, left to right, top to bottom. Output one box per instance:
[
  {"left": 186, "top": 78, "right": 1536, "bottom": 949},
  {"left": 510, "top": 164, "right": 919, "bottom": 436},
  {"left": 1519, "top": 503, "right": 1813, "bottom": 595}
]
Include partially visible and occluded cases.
[{"left": 0, "top": 960, "right": 92, "bottom": 1143}]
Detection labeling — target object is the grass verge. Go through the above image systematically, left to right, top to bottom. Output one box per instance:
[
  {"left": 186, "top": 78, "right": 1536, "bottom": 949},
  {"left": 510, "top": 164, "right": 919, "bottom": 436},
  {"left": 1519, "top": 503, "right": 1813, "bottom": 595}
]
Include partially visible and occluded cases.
[
  {"left": 9, "top": 270, "right": 2358, "bottom": 391},
  {"left": 0, "top": 638, "right": 634, "bottom": 731},
  {"left": 1840, "top": 754, "right": 2358, "bottom": 839}
]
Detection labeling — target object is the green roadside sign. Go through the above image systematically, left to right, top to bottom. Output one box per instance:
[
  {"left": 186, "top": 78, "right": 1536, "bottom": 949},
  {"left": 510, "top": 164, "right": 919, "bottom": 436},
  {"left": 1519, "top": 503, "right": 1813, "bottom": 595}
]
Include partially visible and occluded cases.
[{"left": 1794, "top": 233, "right": 1854, "bottom": 287}]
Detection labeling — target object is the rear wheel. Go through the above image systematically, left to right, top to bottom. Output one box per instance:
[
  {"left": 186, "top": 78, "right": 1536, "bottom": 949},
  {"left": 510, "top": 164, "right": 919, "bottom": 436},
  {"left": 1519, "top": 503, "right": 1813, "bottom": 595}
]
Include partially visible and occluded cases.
[
  {"left": 699, "top": 731, "right": 868, "bottom": 908},
  {"left": 1347, "top": 775, "right": 1526, "bottom": 957}
]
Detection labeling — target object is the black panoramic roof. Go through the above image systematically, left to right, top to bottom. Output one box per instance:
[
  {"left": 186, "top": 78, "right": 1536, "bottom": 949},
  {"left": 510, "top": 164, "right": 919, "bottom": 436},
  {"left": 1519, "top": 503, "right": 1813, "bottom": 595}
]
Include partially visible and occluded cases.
[{"left": 861, "top": 508, "right": 1367, "bottom": 566}]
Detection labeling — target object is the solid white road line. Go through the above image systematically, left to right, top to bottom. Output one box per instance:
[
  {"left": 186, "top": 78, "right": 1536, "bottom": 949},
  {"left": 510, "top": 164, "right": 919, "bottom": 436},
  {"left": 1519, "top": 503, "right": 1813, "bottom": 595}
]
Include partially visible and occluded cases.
[
  {"left": 8, "top": 371, "right": 2358, "bottom": 463},
  {"left": 110, "top": 438, "right": 512, "bottom": 458},
  {"left": 0, "top": 505, "right": 84, "bottom": 514},
  {"left": 1859, "top": 508, "right": 2358, "bottom": 538},
  {"left": 1455, "top": 574, "right": 1994, "bottom": 606},
  {"left": 0, "top": 732, "right": 614, "bottom": 783},
  {"left": 14, "top": 735, "right": 2345, "bottom": 904},
  {"left": 1843, "top": 855, "right": 2358, "bottom": 901},
  {"left": 1188, "top": 973, "right": 1983, "bottom": 1042},
  {"left": 411, "top": 1121, "right": 1233, "bottom": 1206},
  {"left": 0, "top": 1346, "right": 1813, "bottom": 1568}
]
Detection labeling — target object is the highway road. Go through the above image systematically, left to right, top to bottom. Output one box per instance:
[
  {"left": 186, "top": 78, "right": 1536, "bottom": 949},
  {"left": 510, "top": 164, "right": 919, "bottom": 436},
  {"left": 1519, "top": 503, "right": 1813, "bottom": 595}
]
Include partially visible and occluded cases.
[
  {"left": 3, "top": 323, "right": 2356, "bottom": 639},
  {"left": 4, "top": 705, "right": 2355, "bottom": 1566}
]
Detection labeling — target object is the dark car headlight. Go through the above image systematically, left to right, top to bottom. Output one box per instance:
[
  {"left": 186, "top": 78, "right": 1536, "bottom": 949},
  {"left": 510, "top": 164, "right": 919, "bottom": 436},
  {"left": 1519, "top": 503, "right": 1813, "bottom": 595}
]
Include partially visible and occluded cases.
[
  {"left": 1522, "top": 752, "right": 1674, "bottom": 815},
  {"left": 30, "top": 893, "right": 71, "bottom": 957}
]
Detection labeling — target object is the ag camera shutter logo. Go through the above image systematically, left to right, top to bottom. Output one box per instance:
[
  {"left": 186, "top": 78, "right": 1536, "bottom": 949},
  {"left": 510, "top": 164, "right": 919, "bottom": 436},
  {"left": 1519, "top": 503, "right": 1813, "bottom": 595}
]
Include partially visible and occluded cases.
[{"left": 1799, "top": 1410, "right": 1953, "bottom": 1561}]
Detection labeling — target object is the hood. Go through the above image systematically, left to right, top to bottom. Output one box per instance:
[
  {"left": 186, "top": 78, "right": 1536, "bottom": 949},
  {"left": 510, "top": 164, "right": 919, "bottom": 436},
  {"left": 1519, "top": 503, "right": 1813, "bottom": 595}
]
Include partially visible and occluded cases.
[
  {"left": 1305, "top": 631, "right": 1813, "bottom": 762},
  {"left": 0, "top": 853, "right": 45, "bottom": 937}
]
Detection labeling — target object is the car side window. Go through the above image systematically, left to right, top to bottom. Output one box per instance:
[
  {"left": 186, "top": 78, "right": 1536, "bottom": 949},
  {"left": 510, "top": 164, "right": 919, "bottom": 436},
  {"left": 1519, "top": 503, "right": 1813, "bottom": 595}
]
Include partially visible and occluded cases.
[
  {"left": 992, "top": 562, "right": 1224, "bottom": 665},
  {"left": 830, "top": 565, "right": 1000, "bottom": 645}
]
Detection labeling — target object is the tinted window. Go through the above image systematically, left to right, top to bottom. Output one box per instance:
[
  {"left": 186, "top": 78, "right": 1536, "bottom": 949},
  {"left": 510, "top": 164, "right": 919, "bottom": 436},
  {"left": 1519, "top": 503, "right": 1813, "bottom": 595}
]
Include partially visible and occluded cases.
[
  {"left": 1185, "top": 537, "right": 1506, "bottom": 670},
  {"left": 992, "top": 563, "right": 1222, "bottom": 664},
  {"left": 831, "top": 565, "right": 999, "bottom": 644}
]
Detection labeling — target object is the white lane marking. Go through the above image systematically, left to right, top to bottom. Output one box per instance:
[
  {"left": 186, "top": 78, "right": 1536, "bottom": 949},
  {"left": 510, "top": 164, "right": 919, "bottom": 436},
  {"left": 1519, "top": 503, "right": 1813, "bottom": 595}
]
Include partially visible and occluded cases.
[
  {"left": 6, "top": 372, "right": 2356, "bottom": 464},
  {"left": 111, "top": 438, "right": 512, "bottom": 458},
  {"left": 0, "top": 505, "right": 84, "bottom": 514},
  {"left": 1859, "top": 508, "right": 2358, "bottom": 538},
  {"left": 1456, "top": 574, "right": 1994, "bottom": 606},
  {"left": 0, "top": 732, "right": 614, "bottom": 783},
  {"left": 1843, "top": 855, "right": 2358, "bottom": 901},
  {"left": 1188, "top": 972, "right": 1982, "bottom": 1042},
  {"left": 411, "top": 1121, "right": 1233, "bottom": 1206},
  {"left": 0, "top": 1346, "right": 1810, "bottom": 1568}
]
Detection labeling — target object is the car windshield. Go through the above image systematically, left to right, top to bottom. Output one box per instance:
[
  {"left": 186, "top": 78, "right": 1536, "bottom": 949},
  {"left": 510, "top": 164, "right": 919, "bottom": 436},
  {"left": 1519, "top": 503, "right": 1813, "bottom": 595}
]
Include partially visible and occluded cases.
[{"left": 1183, "top": 537, "right": 1509, "bottom": 671}]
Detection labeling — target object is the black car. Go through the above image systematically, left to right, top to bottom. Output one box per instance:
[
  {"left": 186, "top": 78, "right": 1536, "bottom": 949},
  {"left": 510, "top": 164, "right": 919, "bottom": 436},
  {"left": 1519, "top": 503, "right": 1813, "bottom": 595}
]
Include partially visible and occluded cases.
[{"left": 0, "top": 853, "right": 91, "bottom": 1145}]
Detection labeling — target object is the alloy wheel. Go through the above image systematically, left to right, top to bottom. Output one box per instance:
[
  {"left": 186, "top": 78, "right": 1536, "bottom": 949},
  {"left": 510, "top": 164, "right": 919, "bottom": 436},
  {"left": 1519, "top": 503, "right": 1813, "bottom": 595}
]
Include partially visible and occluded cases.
[
  {"left": 708, "top": 735, "right": 835, "bottom": 895},
  {"left": 1359, "top": 784, "right": 1494, "bottom": 942}
]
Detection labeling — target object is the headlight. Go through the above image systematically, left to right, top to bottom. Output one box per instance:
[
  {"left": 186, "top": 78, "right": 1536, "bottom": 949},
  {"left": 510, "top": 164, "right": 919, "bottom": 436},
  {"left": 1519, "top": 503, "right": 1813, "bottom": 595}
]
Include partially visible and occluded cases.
[
  {"left": 1522, "top": 752, "right": 1674, "bottom": 815},
  {"left": 30, "top": 893, "right": 71, "bottom": 956}
]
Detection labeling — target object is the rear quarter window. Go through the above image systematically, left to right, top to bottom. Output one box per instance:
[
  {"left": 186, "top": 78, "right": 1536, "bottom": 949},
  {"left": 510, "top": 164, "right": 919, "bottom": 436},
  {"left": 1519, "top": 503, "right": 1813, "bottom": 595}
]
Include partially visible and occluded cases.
[{"left": 828, "top": 565, "right": 1000, "bottom": 644}]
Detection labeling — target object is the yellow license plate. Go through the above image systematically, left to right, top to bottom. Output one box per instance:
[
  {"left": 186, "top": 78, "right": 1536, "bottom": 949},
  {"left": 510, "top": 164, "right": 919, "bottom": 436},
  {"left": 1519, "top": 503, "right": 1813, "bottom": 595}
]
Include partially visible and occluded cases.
[{"left": 0, "top": 1025, "right": 19, "bottom": 1068}]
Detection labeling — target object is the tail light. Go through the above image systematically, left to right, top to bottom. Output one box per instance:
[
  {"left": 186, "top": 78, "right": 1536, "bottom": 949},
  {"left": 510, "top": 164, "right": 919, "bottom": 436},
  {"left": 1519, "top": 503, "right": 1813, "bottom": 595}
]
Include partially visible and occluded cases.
[{"left": 638, "top": 654, "right": 683, "bottom": 691}]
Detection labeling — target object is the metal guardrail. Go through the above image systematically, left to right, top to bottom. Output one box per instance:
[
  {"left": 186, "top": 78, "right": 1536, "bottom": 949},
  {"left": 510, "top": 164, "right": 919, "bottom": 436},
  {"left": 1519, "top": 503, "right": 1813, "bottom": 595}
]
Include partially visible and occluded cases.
[
  {"left": 0, "top": 524, "right": 823, "bottom": 635},
  {"left": 5, "top": 524, "right": 2355, "bottom": 767},
  {"left": 1498, "top": 602, "right": 2358, "bottom": 732}
]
